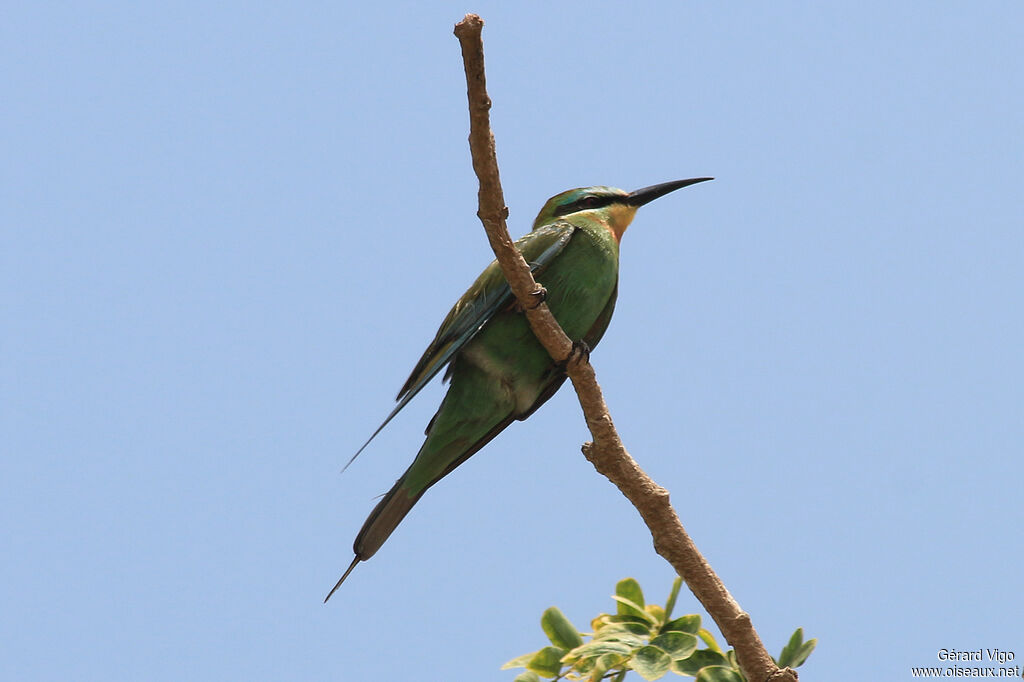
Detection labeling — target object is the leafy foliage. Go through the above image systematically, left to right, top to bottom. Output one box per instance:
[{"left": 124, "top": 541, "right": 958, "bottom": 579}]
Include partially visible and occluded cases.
[{"left": 502, "top": 577, "right": 815, "bottom": 681}]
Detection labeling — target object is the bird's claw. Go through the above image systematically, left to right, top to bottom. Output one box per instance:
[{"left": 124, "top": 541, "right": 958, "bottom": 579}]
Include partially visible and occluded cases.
[
  {"left": 515, "top": 285, "right": 548, "bottom": 312},
  {"left": 528, "top": 286, "right": 547, "bottom": 309},
  {"left": 567, "top": 339, "right": 591, "bottom": 366}
]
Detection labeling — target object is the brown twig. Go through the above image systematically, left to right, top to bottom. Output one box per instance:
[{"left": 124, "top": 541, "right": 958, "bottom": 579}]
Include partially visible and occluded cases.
[{"left": 453, "top": 13, "right": 797, "bottom": 682}]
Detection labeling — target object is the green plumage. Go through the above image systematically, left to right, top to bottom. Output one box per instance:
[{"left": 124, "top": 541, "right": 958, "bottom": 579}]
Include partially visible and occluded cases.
[{"left": 326, "top": 179, "right": 711, "bottom": 601}]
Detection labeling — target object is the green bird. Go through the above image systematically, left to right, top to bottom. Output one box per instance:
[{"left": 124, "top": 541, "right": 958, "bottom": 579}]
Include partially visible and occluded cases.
[{"left": 326, "top": 178, "right": 711, "bottom": 601}]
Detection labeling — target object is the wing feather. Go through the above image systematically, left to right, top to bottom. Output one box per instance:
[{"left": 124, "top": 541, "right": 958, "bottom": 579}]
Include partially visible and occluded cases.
[{"left": 342, "top": 222, "right": 576, "bottom": 470}]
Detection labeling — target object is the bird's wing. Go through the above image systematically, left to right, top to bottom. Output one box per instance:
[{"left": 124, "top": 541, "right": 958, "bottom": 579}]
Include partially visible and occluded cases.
[
  {"left": 343, "top": 222, "right": 576, "bottom": 470},
  {"left": 398, "top": 222, "right": 577, "bottom": 400},
  {"left": 514, "top": 279, "right": 618, "bottom": 423}
]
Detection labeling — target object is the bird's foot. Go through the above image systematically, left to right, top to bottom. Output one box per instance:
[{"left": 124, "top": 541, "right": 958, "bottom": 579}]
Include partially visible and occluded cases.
[
  {"left": 515, "top": 285, "right": 547, "bottom": 312},
  {"left": 565, "top": 339, "right": 591, "bottom": 367}
]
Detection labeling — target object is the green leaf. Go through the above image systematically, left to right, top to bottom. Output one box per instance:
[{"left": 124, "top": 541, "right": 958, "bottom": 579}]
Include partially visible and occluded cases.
[
  {"left": 664, "top": 577, "right": 682, "bottom": 620},
  {"left": 616, "top": 578, "right": 645, "bottom": 612},
  {"left": 611, "top": 596, "right": 656, "bottom": 623},
  {"left": 645, "top": 604, "right": 665, "bottom": 623},
  {"left": 540, "top": 606, "right": 584, "bottom": 650},
  {"left": 602, "top": 614, "right": 655, "bottom": 630},
  {"left": 661, "top": 615, "right": 701, "bottom": 635},
  {"left": 596, "top": 620, "right": 649, "bottom": 634},
  {"left": 597, "top": 620, "right": 653, "bottom": 638},
  {"left": 591, "top": 628, "right": 647, "bottom": 649},
  {"left": 696, "top": 628, "right": 721, "bottom": 652},
  {"left": 776, "top": 628, "right": 803, "bottom": 668},
  {"left": 649, "top": 632, "right": 698, "bottom": 660},
  {"left": 791, "top": 639, "right": 817, "bottom": 667},
  {"left": 566, "top": 640, "right": 633, "bottom": 661},
  {"left": 631, "top": 645, "right": 673, "bottom": 680},
  {"left": 526, "top": 646, "right": 566, "bottom": 678},
  {"left": 560, "top": 649, "right": 582, "bottom": 668},
  {"left": 672, "top": 649, "right": 730, "bottom": 676},
  {"left": 725, "top": 650, "right": 742, "bottom": 675},
  {"left": 501, "top": 651, "right": 537, "bottom": 670},
  {"left": 587, "top": 653, "right": 628, "bottom": 681},
  {"left": 597, "top": 653, "right": 628, "bottom": 670},
  {"left": 569, "top": 654, "right": 592, "bottom": 674},
  {"left": 695, "top": 666, "right": 745, "bottom": 682},
  {"left": 513, "top": 672, "right": 541, "bottom": 682}
]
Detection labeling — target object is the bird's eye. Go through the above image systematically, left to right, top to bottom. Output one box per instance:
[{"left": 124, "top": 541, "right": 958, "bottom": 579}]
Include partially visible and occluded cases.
[{"left": 554, "top": 194, "right": 604, "bottom": 217}]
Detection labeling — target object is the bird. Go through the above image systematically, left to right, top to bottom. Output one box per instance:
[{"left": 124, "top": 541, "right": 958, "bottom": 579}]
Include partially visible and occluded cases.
[{"left": 326, "top": 178, "right": 711, "bottom": 601}]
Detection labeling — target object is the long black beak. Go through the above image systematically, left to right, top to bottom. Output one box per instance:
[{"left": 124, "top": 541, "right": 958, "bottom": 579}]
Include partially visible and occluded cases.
[{"left": 627, "top": 177, "right": 713, "bottom": 207}]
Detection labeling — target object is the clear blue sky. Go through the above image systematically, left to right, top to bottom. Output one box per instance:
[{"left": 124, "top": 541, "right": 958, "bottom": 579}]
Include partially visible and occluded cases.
[{"left": 4, "top": 3, "right": 1022, "bottom": 681}]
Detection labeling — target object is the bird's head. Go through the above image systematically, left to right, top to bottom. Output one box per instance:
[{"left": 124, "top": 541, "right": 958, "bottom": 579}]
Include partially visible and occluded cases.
[{"left": 531, "top": 178, "right": 713, "bottom": 241}]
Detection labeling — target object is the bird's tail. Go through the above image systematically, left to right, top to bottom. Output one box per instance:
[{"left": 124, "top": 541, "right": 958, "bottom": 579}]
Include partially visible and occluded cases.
[
  {"left": 324, "top": 407, "right": 517, "bottom": 602},
  {"left": 348, "top": 408, "right": 516, "bottom": 569},
  {"left": 323, "top": 479, "right": 422, "bottom": 602},
  {"left": 353, "top": 480, "right": 422, "bottom": 562}
]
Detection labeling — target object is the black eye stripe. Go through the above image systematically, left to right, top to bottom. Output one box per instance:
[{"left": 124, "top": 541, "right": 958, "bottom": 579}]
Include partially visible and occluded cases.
[{"left": 553, "top": 194, "right": 616, "bottom": 216}]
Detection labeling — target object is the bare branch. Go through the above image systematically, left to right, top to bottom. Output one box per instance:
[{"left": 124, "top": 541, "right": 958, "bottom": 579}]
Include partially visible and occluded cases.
[
  {"left": 453, "top": 13, "right": 797, "bottom": 682},
  {"left": 452, "top": 14, "right": 573, "bottom": 363}
]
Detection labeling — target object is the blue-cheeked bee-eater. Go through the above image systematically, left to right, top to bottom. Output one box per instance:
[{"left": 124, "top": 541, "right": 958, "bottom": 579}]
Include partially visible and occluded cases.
[{"left": 326, "top": 177, "right": 712, "bottom": 601}]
